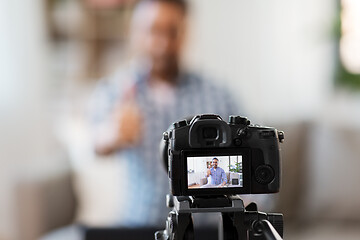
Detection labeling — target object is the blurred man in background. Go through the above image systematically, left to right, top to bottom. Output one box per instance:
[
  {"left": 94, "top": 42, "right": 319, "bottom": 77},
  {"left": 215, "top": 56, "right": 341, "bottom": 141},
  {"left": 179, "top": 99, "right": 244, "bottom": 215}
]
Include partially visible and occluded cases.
[
  {"left": 42, "top": 0, "right": 238, "bottom": 239},
  {"left": 90, "top": 0, "right": 238, "bottom": 226}
]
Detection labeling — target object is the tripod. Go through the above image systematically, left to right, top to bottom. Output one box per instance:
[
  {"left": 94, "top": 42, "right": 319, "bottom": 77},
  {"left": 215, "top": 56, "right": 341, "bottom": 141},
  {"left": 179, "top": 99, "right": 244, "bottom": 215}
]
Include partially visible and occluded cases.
[{"left": 155, "top": 195, "right": 283, "bottom": 240}]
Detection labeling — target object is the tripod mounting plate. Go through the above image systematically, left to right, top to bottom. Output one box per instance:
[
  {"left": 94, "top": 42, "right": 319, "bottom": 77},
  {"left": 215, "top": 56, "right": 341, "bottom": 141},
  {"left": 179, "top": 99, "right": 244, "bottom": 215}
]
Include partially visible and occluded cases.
[{"left": 173, "top": 195, "right": 245, "bottom": 214}]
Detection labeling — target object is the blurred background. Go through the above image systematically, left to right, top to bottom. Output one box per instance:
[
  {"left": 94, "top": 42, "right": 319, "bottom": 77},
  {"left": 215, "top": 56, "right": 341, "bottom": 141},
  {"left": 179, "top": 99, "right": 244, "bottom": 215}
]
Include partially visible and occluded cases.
[{"left": 1, "top": 0, "right": 360, "bottom": 239}]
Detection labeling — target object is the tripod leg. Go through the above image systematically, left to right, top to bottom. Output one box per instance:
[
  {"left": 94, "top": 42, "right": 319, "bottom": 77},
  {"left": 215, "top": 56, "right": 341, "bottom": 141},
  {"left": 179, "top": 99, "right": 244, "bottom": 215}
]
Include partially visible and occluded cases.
[
  {"left": 173, "top": 212, "right": 194, "bottom": 240},
  {"left": 220, "top": 212, "right": 247, "bottom": 240},
  {"left": 178, "top": 213, "right": 194, "bottom": 240}
]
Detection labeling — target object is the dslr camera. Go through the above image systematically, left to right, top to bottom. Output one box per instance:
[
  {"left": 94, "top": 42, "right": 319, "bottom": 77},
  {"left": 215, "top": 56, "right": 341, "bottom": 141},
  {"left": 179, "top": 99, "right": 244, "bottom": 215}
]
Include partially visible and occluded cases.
[{"left": 161, "top": 114, "right": 284, "bottom": 197}]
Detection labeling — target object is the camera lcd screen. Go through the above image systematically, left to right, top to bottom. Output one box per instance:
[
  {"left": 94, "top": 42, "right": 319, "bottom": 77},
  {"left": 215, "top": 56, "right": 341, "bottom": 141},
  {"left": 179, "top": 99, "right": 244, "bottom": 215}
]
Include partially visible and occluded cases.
[{"left": 187, "top": 155, "right": 243, "bottom": 189}]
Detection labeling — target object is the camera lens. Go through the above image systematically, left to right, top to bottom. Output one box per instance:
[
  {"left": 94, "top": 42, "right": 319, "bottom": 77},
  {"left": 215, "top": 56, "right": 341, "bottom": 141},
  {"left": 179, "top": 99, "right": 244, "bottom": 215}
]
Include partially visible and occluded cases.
[{"left": 202, "top": 127, "right": 218, "bottom": 139}]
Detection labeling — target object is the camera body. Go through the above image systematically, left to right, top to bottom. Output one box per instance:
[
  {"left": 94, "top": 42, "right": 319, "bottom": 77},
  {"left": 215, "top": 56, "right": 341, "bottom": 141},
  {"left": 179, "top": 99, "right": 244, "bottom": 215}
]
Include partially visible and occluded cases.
[{"left": 161, "top": 114, "right": 284, "bottom": 197}]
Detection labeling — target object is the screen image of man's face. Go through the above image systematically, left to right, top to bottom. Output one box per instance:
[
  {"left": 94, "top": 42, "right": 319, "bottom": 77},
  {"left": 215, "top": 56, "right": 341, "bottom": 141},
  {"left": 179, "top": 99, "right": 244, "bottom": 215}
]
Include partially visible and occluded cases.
[{"left": 212, "top": 159, "right": 218, "bottom": 169}]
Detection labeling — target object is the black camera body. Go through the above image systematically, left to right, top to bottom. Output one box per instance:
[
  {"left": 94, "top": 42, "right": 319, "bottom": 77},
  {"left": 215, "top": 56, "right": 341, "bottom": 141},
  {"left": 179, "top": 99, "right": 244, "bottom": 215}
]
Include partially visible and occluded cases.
[{"left": 161, "top": 114, "right": 284, "bottom": 197}]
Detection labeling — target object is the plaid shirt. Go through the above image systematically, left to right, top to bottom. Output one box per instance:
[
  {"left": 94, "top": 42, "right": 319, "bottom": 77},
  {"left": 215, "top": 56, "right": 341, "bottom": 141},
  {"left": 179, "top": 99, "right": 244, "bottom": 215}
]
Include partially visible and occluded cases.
[{"left": 89, "top": 67, "right": 240, "bottom": 227}]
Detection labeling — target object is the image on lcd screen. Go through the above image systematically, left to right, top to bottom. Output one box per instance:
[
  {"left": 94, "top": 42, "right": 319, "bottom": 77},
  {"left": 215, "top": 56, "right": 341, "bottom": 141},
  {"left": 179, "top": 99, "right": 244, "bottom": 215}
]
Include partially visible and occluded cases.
[{"left": 187, "top": 155, "right": 243, "bottom": 189}]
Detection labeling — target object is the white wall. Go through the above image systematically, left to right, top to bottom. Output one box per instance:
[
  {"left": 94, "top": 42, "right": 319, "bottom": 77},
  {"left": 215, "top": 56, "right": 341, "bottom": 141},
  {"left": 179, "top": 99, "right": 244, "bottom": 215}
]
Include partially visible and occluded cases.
[
  {"left": 184, "top": 0, "right": 337, "bottom": 123},
  {"left": 0, "top": 1, "right": 67, "bottom": 239},
  {"left": 188, "top": 156, "right": 233, "bottom": 173}
]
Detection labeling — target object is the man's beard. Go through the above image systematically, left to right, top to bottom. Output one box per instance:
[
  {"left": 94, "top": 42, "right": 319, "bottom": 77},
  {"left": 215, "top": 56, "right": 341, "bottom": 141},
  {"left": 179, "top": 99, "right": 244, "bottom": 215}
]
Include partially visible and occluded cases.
[{"left": 153, "top": 57, "right": 179, "bottom": 78}]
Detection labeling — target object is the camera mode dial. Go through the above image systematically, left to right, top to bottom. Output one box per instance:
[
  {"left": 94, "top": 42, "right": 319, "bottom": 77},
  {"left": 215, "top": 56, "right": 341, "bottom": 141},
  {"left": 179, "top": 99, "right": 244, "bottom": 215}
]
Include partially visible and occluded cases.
[
  {"left": 229, "top": 116, "right": 250, "bottom": 125},
  {"left": 255, "top": 165, "right": 275, "bottom": 185}
]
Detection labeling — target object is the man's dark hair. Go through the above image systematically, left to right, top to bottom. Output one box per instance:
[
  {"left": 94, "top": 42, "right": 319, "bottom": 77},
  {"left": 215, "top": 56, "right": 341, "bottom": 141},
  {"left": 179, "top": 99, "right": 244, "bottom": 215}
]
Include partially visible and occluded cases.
[
  {"left": 135, "top": 0, "right": 188, "bottom": 15},
  {"left": 212, "top": 157, "right": 219, "bottom": 162}
]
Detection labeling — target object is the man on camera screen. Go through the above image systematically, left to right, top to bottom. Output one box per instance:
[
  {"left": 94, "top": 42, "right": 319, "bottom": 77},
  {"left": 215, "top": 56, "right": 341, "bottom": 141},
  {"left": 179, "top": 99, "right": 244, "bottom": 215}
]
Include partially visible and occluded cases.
[{"left": 206, "top": 158, "right": 227, "bottom": 187}]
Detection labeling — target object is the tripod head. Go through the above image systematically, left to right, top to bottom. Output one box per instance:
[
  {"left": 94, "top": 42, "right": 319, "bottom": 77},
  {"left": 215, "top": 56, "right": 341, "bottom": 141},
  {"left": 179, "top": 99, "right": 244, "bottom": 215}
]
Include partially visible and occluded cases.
[{"left": 155, "top": 195, "right": 283, "bottom": 240}]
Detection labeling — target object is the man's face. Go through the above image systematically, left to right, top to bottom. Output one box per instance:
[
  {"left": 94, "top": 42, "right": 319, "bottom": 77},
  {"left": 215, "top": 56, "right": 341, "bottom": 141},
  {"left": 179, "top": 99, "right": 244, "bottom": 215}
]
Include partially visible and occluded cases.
[
  {"left": 132, "top": 2, "right": 187, "bottom": 75},
  {"left": 212, "top": 160, "right": 218, "bottom": 168}
]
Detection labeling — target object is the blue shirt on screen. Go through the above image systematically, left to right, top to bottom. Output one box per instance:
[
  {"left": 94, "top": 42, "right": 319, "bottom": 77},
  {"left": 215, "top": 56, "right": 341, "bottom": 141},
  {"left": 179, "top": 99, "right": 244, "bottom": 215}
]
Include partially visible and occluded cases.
[{"left": 209, "top": 167, "right": 227, "bottom": 185}]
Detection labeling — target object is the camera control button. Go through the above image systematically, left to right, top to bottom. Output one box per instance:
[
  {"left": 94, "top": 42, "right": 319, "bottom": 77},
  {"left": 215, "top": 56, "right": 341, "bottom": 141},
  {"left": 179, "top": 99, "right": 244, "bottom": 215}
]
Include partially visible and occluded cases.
[
  {"left": 229, "top": 116, "right": 238, "bottom": 124},
  {"left": 241, "top": 117, "right": 250, "bottom": 125},
  {"left": 174, "top": 120, "right": 187, "bottom": 128},
  {"left": 178, "top": 120, "right": 187, "bottom": 127},
  {"left": 237, "top": 128, "right": 249, "bottom": 138},
  {"left": 278, "top": 131, "right": 285, "bottom": 143},
  {"left": 163, "top": 132, "right": 169, "bottom": 140},
  {"left": 234, "top": 138, "right": 242, "bottom": 146},
  {"left": 255, "top": 165, "right": 275, "bottom": 185}
]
